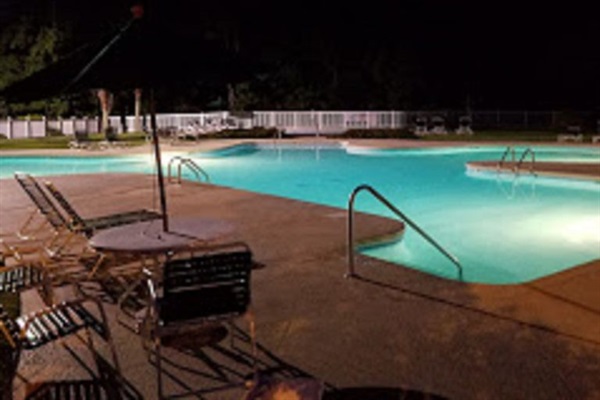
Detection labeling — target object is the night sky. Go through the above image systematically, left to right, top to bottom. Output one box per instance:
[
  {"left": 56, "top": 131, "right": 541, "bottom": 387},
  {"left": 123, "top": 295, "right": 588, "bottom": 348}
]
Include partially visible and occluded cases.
[{"left": 1, "top": 0, "right": 598, "bottom": 110}]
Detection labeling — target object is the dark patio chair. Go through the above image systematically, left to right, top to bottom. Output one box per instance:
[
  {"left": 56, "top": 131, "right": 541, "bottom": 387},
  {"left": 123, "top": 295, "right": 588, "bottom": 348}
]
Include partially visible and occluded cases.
[
  {"left": 44, "top": 181, "right": 161, "bottom": 238},
  {"left": 141, "top": 242, "right": 256, "bottom": 399}
]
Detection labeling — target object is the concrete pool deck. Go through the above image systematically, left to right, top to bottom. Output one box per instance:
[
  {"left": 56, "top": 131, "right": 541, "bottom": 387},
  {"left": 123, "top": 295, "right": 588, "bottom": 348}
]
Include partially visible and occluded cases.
[{"left": 1, "top": 139, "right": 599, "bottom": 399}]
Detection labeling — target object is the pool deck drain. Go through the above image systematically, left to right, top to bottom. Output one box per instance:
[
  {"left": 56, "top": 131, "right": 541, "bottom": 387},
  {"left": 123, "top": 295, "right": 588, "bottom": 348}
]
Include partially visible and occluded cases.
[{"left": 1, "top": 139, "right": 599, "bottom": 400}]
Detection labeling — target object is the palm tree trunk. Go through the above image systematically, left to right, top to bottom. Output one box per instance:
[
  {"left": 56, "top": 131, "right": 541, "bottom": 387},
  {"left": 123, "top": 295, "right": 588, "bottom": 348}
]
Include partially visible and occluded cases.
[
  {"left": 134, "top": 88, "right": 142, "bottom": 131},
  {"left": 97, "top": 89, "right": 113, "bottom": 136}
]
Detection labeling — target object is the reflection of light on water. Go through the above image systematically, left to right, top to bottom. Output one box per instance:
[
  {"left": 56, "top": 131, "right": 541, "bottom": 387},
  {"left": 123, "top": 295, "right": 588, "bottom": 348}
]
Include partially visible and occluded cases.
[{"left": 564, "top": 215, "right": 600, "bottom": 244}]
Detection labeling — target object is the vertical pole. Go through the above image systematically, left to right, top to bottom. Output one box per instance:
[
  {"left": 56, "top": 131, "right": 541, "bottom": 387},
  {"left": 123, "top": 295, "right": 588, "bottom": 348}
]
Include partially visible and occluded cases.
[{"left": 149, "top": 89, "right": 169, "bottom": 231}]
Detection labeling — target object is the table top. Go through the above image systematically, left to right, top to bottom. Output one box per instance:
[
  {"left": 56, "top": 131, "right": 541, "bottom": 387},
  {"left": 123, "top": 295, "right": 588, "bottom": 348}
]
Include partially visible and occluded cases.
[{"left": 89, "top": 216, "right": 235, "bottom": 253}]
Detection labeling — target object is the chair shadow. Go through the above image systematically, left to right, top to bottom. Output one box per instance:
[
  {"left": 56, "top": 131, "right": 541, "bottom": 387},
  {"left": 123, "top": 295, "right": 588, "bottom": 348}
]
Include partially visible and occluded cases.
[
  {"left": 151, "top": 324, "right": 449, "bottom": 400},
  {"left": 24, "top": 350, "right": 142, "bottom": 400}
]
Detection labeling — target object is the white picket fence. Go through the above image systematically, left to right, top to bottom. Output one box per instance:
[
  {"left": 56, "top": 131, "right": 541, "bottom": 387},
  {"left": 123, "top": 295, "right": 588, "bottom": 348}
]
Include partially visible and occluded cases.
[
  {"left": 2, "top": 110, "right": 591, "bottom": 139},
  {"left": 0, "top": 111, "right": 410, "bottom": 139},
  {"left": 108, "top": 111, "right": 409, "bottom": 135},
  {"left": 0, "top": 116, "right": 100, "bottom": 139}
]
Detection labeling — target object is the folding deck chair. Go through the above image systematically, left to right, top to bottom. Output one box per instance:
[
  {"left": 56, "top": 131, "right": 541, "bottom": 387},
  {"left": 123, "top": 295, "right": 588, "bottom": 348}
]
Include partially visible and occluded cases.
[
  {"left": 12, "top": 173, "right": 85, "bottom": 262},
  {"left": 44, "top": 181, "right": 161, "bottom": 238},
  {"left": 141, "top": 242, "right": 257, "bottom": 399}
]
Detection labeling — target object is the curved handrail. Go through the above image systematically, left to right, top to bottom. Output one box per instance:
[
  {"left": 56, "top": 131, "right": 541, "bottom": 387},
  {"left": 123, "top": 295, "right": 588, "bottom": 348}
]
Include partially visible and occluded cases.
[
  {"left": 497, "top": 146, "right": 516, "bottom": 170},
  {"left": 515, "top": 148, "right": 536, "bottom": 175},
  {"left": 167, "top": 156, "right": 210, "bottom": 184},
  {"left": 347, "top": 184, "right": 463, "bottom": 281}
]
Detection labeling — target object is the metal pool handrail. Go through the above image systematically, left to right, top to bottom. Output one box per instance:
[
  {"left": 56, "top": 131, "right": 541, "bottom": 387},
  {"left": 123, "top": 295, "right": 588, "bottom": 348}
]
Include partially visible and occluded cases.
[
  {"left": 497, "top": 146, "right": 516, "bottom": 170},
  {"left": 515, "top": 148, "right": 536, "bottom": 175},
  {"left": 167, "top": 156, "right": 210, "bottom": 184},
  {"left": 347, "top": 184, "right": 463, "bottom": 281}
]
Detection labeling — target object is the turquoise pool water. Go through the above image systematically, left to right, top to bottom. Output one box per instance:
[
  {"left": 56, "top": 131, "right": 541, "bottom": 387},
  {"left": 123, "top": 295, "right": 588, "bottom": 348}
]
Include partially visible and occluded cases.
[{"left": 1, "top": 143, "right": 599, "bottom": 284}]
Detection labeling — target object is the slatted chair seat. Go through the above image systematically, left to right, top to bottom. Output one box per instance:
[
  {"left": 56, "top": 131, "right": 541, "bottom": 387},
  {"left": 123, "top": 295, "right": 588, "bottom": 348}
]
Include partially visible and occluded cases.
[
  {"left": 1, "top": 251, "right": 54, "bottom": 305},
  {"left": 0, "top": 264, "right": 44, "bottom": 293},
  {"left": 1, "top": 300, "right": 108, "bottom": 350}
]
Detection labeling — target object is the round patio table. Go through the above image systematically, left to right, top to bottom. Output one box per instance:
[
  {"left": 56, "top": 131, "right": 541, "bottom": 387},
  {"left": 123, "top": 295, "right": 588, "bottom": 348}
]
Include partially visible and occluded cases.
[{"left": 89, "top": 216, "right": 235, "bottom": 254}]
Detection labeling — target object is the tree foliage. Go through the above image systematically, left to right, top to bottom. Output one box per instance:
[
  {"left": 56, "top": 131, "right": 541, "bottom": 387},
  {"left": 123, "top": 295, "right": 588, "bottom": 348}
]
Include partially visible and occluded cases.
[{"left": 0, "top": 16, "right": 70, "bottom": 116}]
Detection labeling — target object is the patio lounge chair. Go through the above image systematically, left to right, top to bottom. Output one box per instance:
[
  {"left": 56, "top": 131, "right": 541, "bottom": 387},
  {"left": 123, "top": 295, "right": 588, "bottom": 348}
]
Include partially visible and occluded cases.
[
  {"left": 456, "top": 115, "right": 474, "bottom": 135},
  {"left": 413, "top": 116, "right": 429, "bottom": 136},
  {"left": 430, "top": 116, "right": 447, "bottom": 135},
  {"left": 558, "top": 125, "right": 583, "bottom": 143},
  {"left": 557, "top": 133, "right": 583, "bottom": 143},
  {"left": 12, "top": 173, "right": 84, "bottom": 261},
  {"left": 43, "top": 181, "right": 161, "bottom": 238},
  {"left": 141, "top": 242, "right": 256, "bottom": 399}
]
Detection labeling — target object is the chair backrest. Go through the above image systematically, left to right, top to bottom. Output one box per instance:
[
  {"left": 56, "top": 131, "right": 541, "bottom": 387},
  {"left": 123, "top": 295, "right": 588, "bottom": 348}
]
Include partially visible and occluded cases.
[
  {"left": 14, "top": 173, "right": 68, "bottom": 231},
  {"left": 43, "top": 181, "right": 86, "bottom": 228},
  {"left": 159, "top": 250, "right": 253, "bottom": 325}
]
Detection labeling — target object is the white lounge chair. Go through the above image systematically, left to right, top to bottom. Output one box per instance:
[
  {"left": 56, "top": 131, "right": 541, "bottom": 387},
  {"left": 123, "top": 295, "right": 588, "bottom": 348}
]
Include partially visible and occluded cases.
[{"left": 557, "top": 133, "right": 583, "bottom": 143}]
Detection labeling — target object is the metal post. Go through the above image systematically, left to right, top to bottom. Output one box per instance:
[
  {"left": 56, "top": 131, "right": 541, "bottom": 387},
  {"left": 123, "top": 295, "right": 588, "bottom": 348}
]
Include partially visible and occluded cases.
[{"left": 149, "top": 89, "right": 169, "bottom": 232}]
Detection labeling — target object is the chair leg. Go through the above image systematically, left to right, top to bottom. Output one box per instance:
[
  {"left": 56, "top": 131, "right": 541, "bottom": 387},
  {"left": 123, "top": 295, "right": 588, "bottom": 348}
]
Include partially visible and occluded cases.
[
  {"left": 16, "top": 209, "right": 47, "bottom": 240},
  {"left": 247, "top": 311, "right": 258, "bottom": 374}
]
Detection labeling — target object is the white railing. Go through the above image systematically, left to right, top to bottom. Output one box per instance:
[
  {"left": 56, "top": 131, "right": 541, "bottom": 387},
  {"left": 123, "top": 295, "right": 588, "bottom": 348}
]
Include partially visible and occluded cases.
[{"left": 1, "top": 110, "right": 595, "bottom": 139}]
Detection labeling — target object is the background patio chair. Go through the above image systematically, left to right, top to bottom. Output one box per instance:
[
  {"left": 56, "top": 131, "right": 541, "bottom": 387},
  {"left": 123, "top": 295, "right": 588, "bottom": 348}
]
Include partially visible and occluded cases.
[
  {"left": 44, "top": 181, "right": 161, "bottom": 238},
  {"left": 140, "top": 242, "right": 256, "bottom": 399}
]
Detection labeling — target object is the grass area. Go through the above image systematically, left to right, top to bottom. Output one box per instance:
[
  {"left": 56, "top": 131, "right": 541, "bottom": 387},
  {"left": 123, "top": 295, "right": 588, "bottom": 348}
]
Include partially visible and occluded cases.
[
  {"left": 341, "top": 129, "right": 599, "bottom": 143},
  {"left": 0, "top": 130, "right": 597, "bottom": 150},
  {"left": 422, "top": 130, "right": 578, "bottom": 142},
  {"left": 0, "top": 132, "right": 148, "bottom": 150}
]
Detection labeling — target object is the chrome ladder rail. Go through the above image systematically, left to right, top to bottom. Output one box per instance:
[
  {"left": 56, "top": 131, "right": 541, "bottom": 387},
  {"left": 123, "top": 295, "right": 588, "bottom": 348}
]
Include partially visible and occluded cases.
[
  {"left": 497, "top": 146, "right": 516, "bottom": 170},
  {"left": 515, "top": 148, "right": 536, "bottom": 175},
  {"left": 167, "top": 156, "right": 210, "bottom": 184},
  {"left": 347, "top": 184, "right": 463, "bottom": 281}
]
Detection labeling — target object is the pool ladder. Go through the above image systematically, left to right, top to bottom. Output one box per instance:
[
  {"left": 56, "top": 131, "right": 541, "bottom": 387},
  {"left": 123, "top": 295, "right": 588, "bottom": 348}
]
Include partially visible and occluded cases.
[
  {"left": 497, "top": 146, "right": 536, "bottom": 175},
  {"left": 167, "top": 156, "right": 210, "bottom": 184},
  {"left": 346, "top": 184, "right": 463, "bottom": 281}
]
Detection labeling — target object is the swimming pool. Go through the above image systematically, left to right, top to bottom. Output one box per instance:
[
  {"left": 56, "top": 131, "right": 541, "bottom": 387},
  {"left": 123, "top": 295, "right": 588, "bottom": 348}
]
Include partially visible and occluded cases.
[{"left": 1, "top": 143, "right": 599, "bottom": 284}]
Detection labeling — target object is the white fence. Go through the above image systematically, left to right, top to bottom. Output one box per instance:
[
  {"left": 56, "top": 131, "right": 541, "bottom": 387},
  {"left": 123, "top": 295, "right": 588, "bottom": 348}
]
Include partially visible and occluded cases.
[
  {"left": 1, "top": 111, "right": 597, "bottom": 139},
  {"left": 108, "top": 111, "right": 409, "bottom": 135},
  {"left": 0, "top": 117, "right": 100, "bottom": 139}
]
